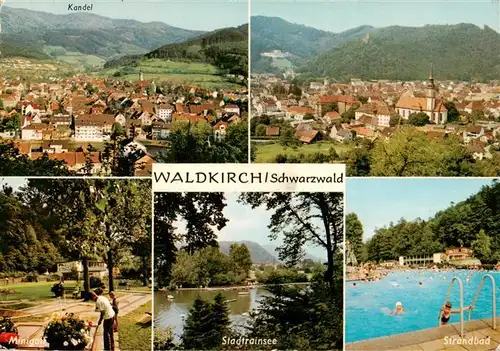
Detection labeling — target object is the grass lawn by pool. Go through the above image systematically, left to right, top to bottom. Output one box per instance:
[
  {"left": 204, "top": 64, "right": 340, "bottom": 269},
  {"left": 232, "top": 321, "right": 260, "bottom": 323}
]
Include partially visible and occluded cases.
[
  {"left": 254, "top": 141, "right": 353, "bottom": 163},
  {"left": 119, "top": 301, "right": 152, "bottom": 351}
]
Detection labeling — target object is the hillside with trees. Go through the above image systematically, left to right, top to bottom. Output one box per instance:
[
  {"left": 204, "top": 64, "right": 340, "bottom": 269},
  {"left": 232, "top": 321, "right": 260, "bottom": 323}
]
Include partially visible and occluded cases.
[
  {"left": 1, "top": 6, "right": 203, "bottom": 60},
  {"left": 251, "top": 16, "right": 372, "bottom": 72},
  {"left": 301, "top": 23, "right": 500, "bottom": 81},
  {"left": 106, "top": 25, "right": 248, "bottom": 77},
  {"left": 0, "top": 40, "right": 50, "bottom": 60},
  {"left": 347, "top": 180, "right": 500, "bottom": 264},
  {"left": 218, "top": 240, "right": 277, "bottom": 262}
]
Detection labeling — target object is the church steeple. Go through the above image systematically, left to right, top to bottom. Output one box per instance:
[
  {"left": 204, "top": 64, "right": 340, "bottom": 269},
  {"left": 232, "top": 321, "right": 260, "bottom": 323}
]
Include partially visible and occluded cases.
[
  {"left": 426, "top": 63, "right": 436, "bottom": 112},
  {"left": 428, "top": 63, "right": 435, "bottom": 88}
]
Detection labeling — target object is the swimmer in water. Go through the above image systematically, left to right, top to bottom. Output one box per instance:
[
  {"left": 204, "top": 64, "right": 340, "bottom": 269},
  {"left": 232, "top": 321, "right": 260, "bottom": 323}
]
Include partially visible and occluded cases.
[
  {"left": 419, "top": 281, "right": 423, "bottom": 286},
  {"left": 353, "top": 283, "right": 356, "bottom": 287},
  {"left": 391, "top": 301, "right": 405, "bottom": 315},
  {"left": 440, "top": 301, "right": 473, "bottom": 325}
]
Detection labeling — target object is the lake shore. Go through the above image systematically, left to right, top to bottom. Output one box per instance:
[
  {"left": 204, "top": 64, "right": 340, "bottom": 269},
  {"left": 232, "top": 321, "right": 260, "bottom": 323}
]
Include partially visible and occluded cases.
[{"left": 159, "top": 282, "right": 311, "bottom": 292}]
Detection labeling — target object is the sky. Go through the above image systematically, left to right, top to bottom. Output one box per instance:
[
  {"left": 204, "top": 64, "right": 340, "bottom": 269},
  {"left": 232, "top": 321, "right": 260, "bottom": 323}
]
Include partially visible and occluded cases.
[
  {"left": 4, "top": 0, "right": 248, "bottom": 31},
  {"left": 252, "top": 0, "right": 500, "bottom": 33},
  {"left": 0, "top": 177, "right": 27, "bottom": 191},
  {"left": 346, "top": 178, "right": 496, "bottom": 242},
  {"left": 174, "top": 192, "right": 329, "bottom": 260}
]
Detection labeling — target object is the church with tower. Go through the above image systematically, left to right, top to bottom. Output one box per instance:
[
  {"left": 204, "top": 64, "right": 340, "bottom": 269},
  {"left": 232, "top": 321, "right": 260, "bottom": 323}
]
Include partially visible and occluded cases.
[{"left": 395, "top": 65, "right": 448, "bottom": 124}]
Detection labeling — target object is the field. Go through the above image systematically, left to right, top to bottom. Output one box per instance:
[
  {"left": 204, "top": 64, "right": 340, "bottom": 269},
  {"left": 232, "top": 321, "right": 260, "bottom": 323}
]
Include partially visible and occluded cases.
[
  {"left": 44, "top": 46, "right": 105, "bottom": 67},
  {"left": 0, "top": 58, "right": 76, "bottom": 81},
  {"left": 97, "top": 59, "right": 241, "bottom": 89},
  {"left": 254, "top": 140, "right": 353, "bottom": 162},
  {"left": 118, "top": 301, "right": 152, "bottom": 351}
]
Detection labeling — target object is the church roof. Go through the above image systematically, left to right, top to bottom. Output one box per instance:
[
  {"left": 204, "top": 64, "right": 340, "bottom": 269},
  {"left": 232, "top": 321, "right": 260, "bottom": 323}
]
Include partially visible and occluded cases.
[{"left": 395, "top": 96, "right": 447, "bottom": 112}]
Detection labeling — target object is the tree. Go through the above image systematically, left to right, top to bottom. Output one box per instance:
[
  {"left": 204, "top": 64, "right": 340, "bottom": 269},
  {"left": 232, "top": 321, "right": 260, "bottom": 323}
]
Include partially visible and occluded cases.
[
  {"left": 288, "top": 84, "right": 302, "bottom": 97},
  {"left": 356, "top": 96, "right": 368, "bottom": 104},
  {"left": 324, "top": 102, "right": 339, "bottom": 113},
  {"left": 444, "top": 102, "right": 459, "bottom": 122},
  {"left": 341, "top": 108, "right": 356, "bottom": 122},
  {"left": 408, "top": 112, "right": 430, "bottom": 126},
  {"left": 303, "top": 113, "right": 315, "bottom": 120},
  {"left": 5, "top": 114, "right": 21, "bottom": 131},
  {"left": 389, "top": 114, "right": 402, "bottom": 127},
  {"left": 157, "top": 122, "right": 248, "bottom": 163},
  {"left": 255, "top": 124, "right": 267, "bottom": 137},
  {"left": 279, "top": 127, "right": 301, "bottom": 148},
  {"left": 370, "top": 127, "right": 473, "bottom": 176},
  {"left": 0, "top": 142, "right": 73, "bottom": 176},
  {"left": 22, "top": 179, "right": 150, "bottom": 297},
  {"left": 90, "top": 180, "right": 151, "bottom": 291},
  {"left": 0, "top": 187, "right": 61, "bottom": 273},
  {"left": 154, "top": 193, "right": 228, "bottom": 288},
  {"left": 239, "top": 193, "right": 343, "bottom": 289},
  {"left": 346, "top": 213, "right": 363, "bottom": 263},
  {"left": 472, "top": 230, "right": 491, "bottom": 263},
  {"left": 229, "top": 244, "right": 252, "bottom": 278},
  {"left": 247, "top": 267, "right": 342, "bottom": 350},
  {"left": 181, "top": 294, "right": 230, "bottom": 350}
]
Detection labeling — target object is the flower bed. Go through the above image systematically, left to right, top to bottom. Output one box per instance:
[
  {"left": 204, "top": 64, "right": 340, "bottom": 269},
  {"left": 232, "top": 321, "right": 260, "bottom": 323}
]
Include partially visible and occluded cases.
[
  {"left": 43, "top": 313, "right": 92, "bottom": 350},
  {"left": 0, "top": 316, "right": 20, "bottom": 348}
]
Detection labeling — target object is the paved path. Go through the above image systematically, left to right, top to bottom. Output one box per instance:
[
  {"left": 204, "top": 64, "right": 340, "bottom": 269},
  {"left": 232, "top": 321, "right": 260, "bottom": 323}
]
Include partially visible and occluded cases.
[
  {"left": 11, "top": 293, "right": 151, "bottom": 351},
  {"left": 347, "top": 318, "right": 500, "bottom": 351}
]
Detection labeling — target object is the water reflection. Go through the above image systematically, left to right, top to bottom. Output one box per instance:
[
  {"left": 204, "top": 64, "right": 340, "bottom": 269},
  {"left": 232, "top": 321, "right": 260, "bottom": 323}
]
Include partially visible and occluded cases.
[{"left": 154, "top": 288, "right": 272, "bottom": 342}]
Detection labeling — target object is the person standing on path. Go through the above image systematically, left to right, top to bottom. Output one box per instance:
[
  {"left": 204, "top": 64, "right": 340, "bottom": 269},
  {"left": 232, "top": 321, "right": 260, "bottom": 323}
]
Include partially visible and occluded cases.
[
  {"left": 92, "top": 288, "right": 115, "bottom": 351},
  {"left": 109, "top": 291, "right": 119, "bottom": 332}
]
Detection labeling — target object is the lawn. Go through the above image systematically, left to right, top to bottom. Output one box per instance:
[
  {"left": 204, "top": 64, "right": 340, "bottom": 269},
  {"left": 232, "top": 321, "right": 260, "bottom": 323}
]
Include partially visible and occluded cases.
[
  {"left": 254, "top": 140, "right": 353, "bottom": 163},
  {"left": 0, "top": 281, "right": 77, "bottom": 302},
  {"left": 118, "top": 301, "right": 152, "bottom": 351}
]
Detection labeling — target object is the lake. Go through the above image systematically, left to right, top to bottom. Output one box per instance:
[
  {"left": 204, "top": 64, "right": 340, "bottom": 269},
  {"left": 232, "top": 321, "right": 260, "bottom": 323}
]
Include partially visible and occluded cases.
[{"left": 154, "top": 288, "right": 272, "bottom": 341}]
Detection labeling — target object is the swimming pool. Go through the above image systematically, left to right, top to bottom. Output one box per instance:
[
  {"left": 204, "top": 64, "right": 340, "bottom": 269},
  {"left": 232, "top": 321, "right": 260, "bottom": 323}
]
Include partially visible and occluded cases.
[{"left": 346, "top": 270, "right": 499, "bottom": 343}]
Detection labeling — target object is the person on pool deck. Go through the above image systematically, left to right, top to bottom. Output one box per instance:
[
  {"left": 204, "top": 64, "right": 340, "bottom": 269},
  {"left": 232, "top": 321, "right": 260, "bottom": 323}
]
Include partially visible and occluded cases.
[
  {"left": 390, "top": 301, "right": 405, "bottom": 315},
  {"left": 440, "top": 301, "right": 473, "bottom": 325}
]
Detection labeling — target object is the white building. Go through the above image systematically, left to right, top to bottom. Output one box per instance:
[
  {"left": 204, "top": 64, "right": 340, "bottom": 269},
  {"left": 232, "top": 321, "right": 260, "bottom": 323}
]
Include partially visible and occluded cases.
[
  {"left": 157, "top": 104, "right": 175, "bottom": 121},
  {"left": 74, "top": 115, "right": 114, "bottom": 141},
  {"left": 57, "top": 260, "right": 107, "bottom": 279}
]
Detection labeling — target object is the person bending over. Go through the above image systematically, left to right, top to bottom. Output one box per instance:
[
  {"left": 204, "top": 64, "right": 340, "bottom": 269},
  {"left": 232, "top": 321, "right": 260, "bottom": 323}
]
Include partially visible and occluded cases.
[{"left": 92, "top": 288, "right": 116, "bottom": 350}]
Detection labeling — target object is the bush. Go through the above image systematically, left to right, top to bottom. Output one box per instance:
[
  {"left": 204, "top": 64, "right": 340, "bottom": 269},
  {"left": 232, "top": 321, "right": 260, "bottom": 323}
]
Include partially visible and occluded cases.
[
  {"left": 482, "top": 264, "right": 495, "bottom": 271},
  {"left": 0, "top": 272, "right": 24, "bottom": 279},
  {"left": 25, "top": 272, "right": 38, "bottom": 283},
  {"left": 46, "top": 273, "right": 62, "bottom": 282},
  {"left": 90, "top": 277, "right": 103, "bottom": 289},
  {"left": 51, "top": 283, "right": 64, "bottom": 297},
  {"left": 43, "top": 313, "right": 91, "bottom": 350},
  {"left": 0, "top": 317, "right": 18, "bottom": 333},
  {"left": 154, "top": 327, "right": 175, "bottom": 350}
]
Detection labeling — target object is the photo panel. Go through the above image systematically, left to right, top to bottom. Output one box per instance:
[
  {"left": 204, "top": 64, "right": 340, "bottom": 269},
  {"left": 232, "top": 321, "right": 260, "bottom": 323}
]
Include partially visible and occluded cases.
[
  {"left": 0, "top": 0, "right": 249, "bottom": 177},
  {"left": 250, "top": 0, "right": 500, "bottom": 177},
  {"left": 152, "top": 164, "right": 345, "bottom": 350},
  {"left": 0, "top": 177, "right": 152, "bottom": 350},
  {"left": 345, "top": 177, "right": 500, "bottom": 350}
]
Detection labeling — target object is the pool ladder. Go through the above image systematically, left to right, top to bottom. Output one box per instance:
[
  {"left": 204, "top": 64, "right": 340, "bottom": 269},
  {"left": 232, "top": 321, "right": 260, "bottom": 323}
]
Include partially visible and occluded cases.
[{"left": 438, "top": 275, "right": 496, "bottom": 337}]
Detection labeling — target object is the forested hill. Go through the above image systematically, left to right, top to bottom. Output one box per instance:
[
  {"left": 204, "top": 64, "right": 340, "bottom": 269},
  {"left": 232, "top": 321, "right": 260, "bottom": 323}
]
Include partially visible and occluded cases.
[
  {"left": 1, "top": 6, "right": 203, "bottom": 59},
  {"left": 251, "top": 16, "right": 372, "bottom": 59},
  {"left": 251, "top": 16, "right": 372, "bottom": 73},
  {"left": 300, "top": 23, "right": 500, "bottom": 81},
  {"left": 105, "top": 24, "right": 248, "bottom": 76},
  {"left": 356, "top": 181, "right": 500, "bottom": 264},
  {"left": 218, "top": 241, "right": 277, "bottom": 263}
]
